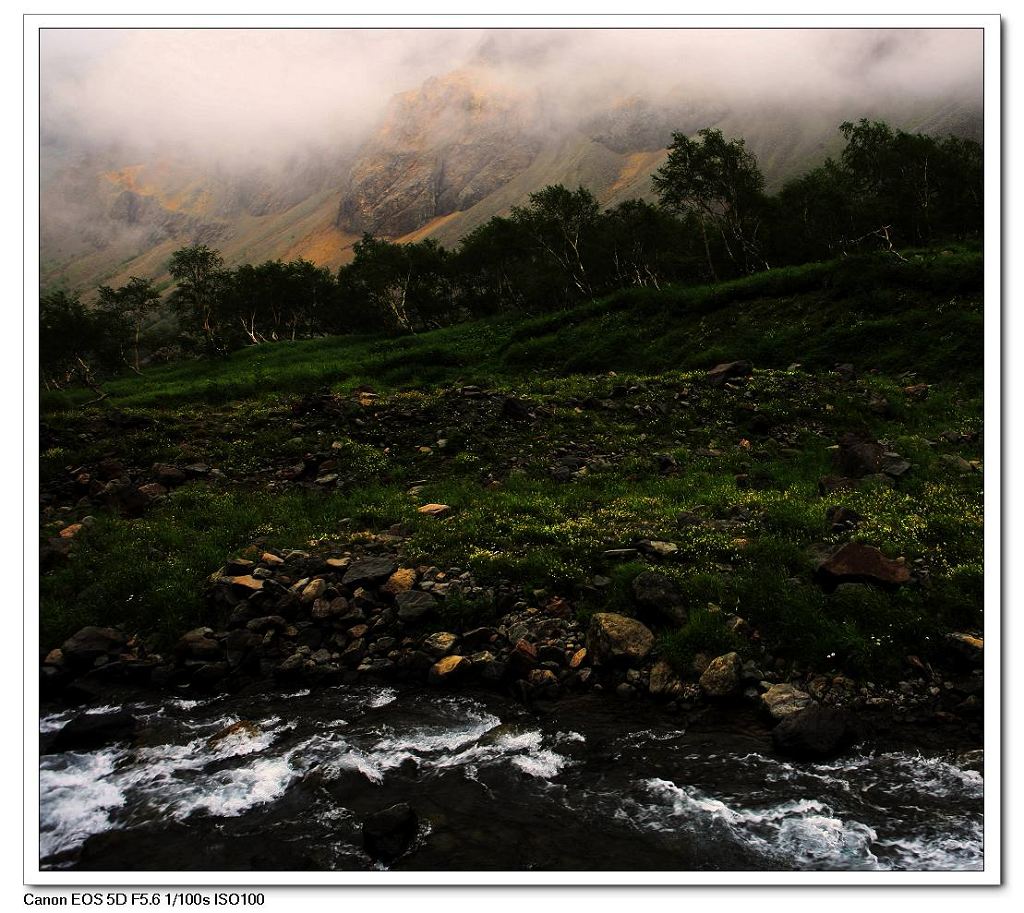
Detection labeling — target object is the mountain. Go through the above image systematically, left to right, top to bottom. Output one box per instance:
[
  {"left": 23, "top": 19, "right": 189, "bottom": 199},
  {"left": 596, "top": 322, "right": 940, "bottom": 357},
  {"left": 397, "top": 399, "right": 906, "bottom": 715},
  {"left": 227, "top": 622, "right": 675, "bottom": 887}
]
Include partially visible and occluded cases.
[{"left": 39, "top": 65, "right": 982, "bottom": 295}]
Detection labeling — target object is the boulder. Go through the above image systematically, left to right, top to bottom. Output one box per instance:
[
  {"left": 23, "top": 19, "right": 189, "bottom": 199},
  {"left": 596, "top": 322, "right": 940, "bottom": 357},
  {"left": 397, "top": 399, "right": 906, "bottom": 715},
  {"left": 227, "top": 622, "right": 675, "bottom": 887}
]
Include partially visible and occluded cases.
[
  {"left": 706, "top": 361, "right": 753, "bottom": 387},
  {"left": 833, "top": 434, "right": 884, "bottom": 478},
  {"left": 417, "top": 503, "right": 451, "bottom": 518},
  {"left": 816, "top": 542, "right": 911, "bottom": 590},
  {"left": 342, "top": 558, "right": 397, "bottom": 587},
  {"left": 631, "top": 570, "right": 688, "bottom": 625},
  {"left": 395, "top": 589, "right": 437, "bottom": 622},
  {"left": 586, "top": 613, "right": 654, "bottom": 664},
  {"left": 61, "top": 626, "right": 126, "bottom": 667},
  {"left": 175, "top": 628, "right": 222, "bottom": 662},
  {"left": 422, "top": 631, "right": 458, "bottom": 657},
  {"left": 945, "top": 632, "right": 983, "bottom": 669},
  {"left": 698, "top": 652, "right": 742, "bottom": 697},
  {"left": 428, "top": 654, "right": 468, "bottom": 685},
  {"left": 648, "top": 660, "right": 683, "bottom": 698},
  {"left": 761, "top": 683, "right": 817, "bottom": 721},
  {"left": 771, "top": 706, "right": 856, "bottom": 759},
  {"left": 49, "top": 710, "right": 138, "bottom": 753},
  {"left": 362, "top": 803, "right": 419, "bottom": 863}
]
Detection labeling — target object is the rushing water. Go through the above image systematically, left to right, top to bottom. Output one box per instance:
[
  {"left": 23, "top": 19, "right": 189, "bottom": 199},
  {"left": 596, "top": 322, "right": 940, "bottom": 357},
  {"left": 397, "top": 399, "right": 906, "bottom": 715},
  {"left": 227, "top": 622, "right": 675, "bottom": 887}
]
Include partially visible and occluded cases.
[{"left": 39, "top": 684, "right": 984, "bottom": 872}]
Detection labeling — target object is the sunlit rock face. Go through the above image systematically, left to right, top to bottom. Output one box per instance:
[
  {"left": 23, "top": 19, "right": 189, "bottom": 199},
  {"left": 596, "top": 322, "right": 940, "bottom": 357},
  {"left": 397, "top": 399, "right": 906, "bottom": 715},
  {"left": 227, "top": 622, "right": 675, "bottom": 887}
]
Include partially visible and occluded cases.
[{"left": 336, "top": 68, "right": 542, "bottom": 237}]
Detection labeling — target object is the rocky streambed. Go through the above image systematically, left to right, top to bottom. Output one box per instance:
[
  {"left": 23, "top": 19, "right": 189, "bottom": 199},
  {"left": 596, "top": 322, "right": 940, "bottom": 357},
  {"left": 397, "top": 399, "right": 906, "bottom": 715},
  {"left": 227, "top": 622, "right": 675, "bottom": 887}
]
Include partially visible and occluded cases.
[{"left": 38, "top": 542, "right": 986, "bottom": 872}]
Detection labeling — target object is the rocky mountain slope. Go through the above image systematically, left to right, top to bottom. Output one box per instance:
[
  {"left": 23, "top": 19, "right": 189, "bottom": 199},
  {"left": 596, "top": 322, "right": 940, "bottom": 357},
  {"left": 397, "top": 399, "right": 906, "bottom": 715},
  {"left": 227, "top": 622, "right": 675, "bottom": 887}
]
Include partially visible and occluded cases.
[{"left": 40, "top": 64, "right": 982, "bottom": 295}]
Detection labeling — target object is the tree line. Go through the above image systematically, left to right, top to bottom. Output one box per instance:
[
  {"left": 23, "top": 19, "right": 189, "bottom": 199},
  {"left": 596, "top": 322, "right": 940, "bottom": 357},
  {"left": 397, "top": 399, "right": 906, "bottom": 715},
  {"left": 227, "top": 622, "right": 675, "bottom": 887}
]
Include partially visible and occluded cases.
[{"left": 40, "top": 118, "right": 981, "bottom": 387}]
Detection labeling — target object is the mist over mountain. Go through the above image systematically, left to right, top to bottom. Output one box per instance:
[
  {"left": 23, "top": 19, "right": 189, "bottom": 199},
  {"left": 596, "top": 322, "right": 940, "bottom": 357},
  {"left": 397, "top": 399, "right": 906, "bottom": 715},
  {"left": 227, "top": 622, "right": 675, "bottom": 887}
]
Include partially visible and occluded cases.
[{"left": 40, "top": 28, "right": 983, "bottom": 293}]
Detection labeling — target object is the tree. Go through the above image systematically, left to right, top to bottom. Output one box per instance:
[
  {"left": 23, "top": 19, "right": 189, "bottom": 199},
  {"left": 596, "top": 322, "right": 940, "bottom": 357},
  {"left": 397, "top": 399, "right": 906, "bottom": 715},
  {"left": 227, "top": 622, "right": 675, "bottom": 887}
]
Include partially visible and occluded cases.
[
  {"left": 652, "top": 128, "right": 768, "bottom": 277},
  {"left": 510, "top": 185, "right": 601, "bottom": 300},
  {"left": 167, "top": 244, "right": 228, "bottom": 348},
  {"left": 96, "top": 276, "right": 161, "bottom": 371},
  {"left": 39, "top": 288, "right": 129, "bottom": 394}
]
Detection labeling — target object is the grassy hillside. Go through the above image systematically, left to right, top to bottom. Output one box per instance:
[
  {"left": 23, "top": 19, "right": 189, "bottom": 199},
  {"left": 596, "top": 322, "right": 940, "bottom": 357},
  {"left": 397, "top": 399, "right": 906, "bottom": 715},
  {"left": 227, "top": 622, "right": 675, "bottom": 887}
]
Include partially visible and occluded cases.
[{"left": 39, "top": 247, "right": 985, "bottom": 681}]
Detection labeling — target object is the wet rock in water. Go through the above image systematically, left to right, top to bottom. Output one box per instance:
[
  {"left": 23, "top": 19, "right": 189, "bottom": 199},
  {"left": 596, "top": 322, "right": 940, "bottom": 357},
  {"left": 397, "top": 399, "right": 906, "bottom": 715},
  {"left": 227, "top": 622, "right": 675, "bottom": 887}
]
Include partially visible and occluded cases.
[
  {"left": 706, "top": 360, "right": 753, "bottom": 387},
  {"left": 833, "top": 433, "right": 885, "bottom": 478},
  {"left": 816, "top": 542, "right": 911, "bottom": 590},
  {"left": 342, "top": 558, "right": 397, "bottom": 587},
  {"left": 631, "top": 570, "right": 688, "bottom": 625},
  {"left": 395, "top": 589, "right": 437, "bottom": 622},
  {"left": 586, "top": 613, "right": 654, "bottom": 665},
  {"left": 61, "top": 626, "right": 127, "bottom": 668},
  {"left": 698, "top": 652, "right": 742, "bottom": 697},
  {"left": 761, "top": 683, "right": 817, "bottom": 721},
  {"left": 771, "top": 706, "right": 856, "bottom": 759},
  {"left": 49, "top": 709, "right": 138, "bottom": 753},
  {"left": 206, "top": 720, "right": 261, "bottom": 749},
  {"left": 362, "top": 803, "right": 419, "bottom": 863}
]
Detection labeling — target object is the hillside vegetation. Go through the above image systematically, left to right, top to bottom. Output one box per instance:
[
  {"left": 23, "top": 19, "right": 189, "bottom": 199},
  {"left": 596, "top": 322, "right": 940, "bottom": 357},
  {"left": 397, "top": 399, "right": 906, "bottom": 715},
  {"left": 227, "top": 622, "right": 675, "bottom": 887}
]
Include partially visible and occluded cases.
[{"left": 40, "top": 247, "right": 984, "bottom": 684}]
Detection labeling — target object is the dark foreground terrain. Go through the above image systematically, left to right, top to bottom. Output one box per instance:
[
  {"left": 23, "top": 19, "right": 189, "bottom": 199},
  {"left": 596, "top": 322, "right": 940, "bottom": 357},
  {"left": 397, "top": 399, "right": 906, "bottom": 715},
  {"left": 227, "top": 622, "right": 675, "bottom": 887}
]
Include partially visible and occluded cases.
[{"left": 38, "top": 248, "right": 985, "bottom": 871}]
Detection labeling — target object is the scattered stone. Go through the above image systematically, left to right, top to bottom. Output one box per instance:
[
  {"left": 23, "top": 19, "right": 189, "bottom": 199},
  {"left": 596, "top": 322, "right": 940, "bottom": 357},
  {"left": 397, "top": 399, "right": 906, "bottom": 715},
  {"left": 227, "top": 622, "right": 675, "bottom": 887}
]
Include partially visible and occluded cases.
[
  {"left": 706, "top": 361, "right": 753, "bottom": 387},
  {"left": 833, "top": 433, "right": 884, "bottom": 477},
  {"left": 417, "top": 503, "right": 451, "bottom": 517},
  {"left": 58, "top": 523, "right": 84, "bottom": 539},
  {"left": 636, "top": 539, "right": 679, "bottom": 559},
  {"left": 816, "top": 543, "right": 911, "bottom": 590},
  {"left": 342, "top": 557, "right": 397, "bottom": 587},
  {"left": 382, "top": 568, "right": 417, "bottom": 594},
  {"left": 300, "top": 578, "right": 327, "bottom": 603},
  {"left": 395, "top": 589, "right": 437, "bottom": 622},
  {"left": 586, "top": 613, "right": 654, "bottom": 664},
  {"left": 175, "top": 628, "right": 222, "bottom": 662},
  {"left": 945, "top": 632, "right": 983, "bottom": 668},
  {"left": 568, "top": 647, "right": 588, "bottom": 669},
  {"left": 698, "top": 652, "right": 742, "bottom": 698}
]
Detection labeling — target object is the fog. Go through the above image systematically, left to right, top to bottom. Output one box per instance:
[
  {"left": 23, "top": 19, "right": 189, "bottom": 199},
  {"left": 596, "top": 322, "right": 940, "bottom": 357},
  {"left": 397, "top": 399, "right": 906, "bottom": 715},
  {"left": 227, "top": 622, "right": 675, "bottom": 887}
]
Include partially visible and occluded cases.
[{"left": 41, "top": 27, "right": 983, "bottom": 165}]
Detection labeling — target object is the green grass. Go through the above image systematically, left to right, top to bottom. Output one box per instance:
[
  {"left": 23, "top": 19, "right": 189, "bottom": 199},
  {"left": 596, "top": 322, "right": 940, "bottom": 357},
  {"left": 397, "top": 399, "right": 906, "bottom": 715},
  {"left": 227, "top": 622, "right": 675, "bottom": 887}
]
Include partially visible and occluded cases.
[{"left": 39, "top": 246, "right": 985, "bottom": 681}]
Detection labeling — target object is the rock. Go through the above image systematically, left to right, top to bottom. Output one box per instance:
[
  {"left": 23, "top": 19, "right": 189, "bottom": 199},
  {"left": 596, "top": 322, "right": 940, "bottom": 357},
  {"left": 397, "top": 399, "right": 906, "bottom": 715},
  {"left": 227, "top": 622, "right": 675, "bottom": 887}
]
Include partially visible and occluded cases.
[
  {"left": 706, "top": 361, "right": 753, "bottom": 387},
  {"left": 501, "top": 396, "right": 534, "bottom": 420},
  {"left": 833, "top": 434, "right": 884, "bottom": 477},
  {"left": 940, "top": 453, "right": 974, "bottom": 473},
  {"left": 152, "top": 464, "right": 187, "bottom": 487},
  {"left": 417, "top": 503, "right": 451, "bottom": 517},
  {"left": 826, "top": 505, "right": 863, "bottom": 532},
  {"left": 58, "top": 522, "right": 84, "bottom": 539},
  {"left": 636, "top": 539, "right": 679, "bottom": 559},
  {"left": 816, "top": 543, "right": 911, "bottom": 590},
  {"left": 602, "top": 548, "right": 639, "bottom": 561},
  {"left": 342, "top": 557, "right": 397, "bottom": 587},
  {"left": 382, "top": 568, "right": 417, "bottom": 594},
  {"left": 631, "top": 571, "right": 688, "bottom": 625},
  {"left": 225, "top": 574, "right": 264, "bottom": 593},
  {"left": 300, "top": 578, "right": 327, "bottom": 603},
  {"left": 395, "top": 589, "right": 437, "bottom": 622},
  {"left": 586, "top": 613, "right": 654, "bottom": 665},
  {"left": 61, "top": 626, "right": 127, "bottom": 667},
  {"left": 175, "top": 628, "right": 222, "bottom": 662},
  {"left": 423, "top": 631, "right": 458, "bottom": 657},
  {"left": 945, "top": 632, "right": 983, "bottom": 668},
  {"left": 568, "top": 647, "right": 588, "bottom": 669},
  {"left": 698, "top": 652, "right": 742, "bottom": 697},
  {"left": 428, "top": 654, "right": 468, "bottom": 685},
  {"left": 648, "top": 660, "right": 683, "bottom": 698},
  {"left": 528, "top": 668, "right": 559, "bottom": 689},
  {"left": 761, "top": 683, "right": 817, "bottom": 721},
  {"left": 771, "top": 706, "right": 856, "bottom": 759},
  {"left": 49, "top": 710, "right": 138, "bottom": 753},
  {"left": 206, "top": 720, "right": 261, "bottom": 749},
  {"left": 362, "top": 803, "right": 418, "bottom": 863}
]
